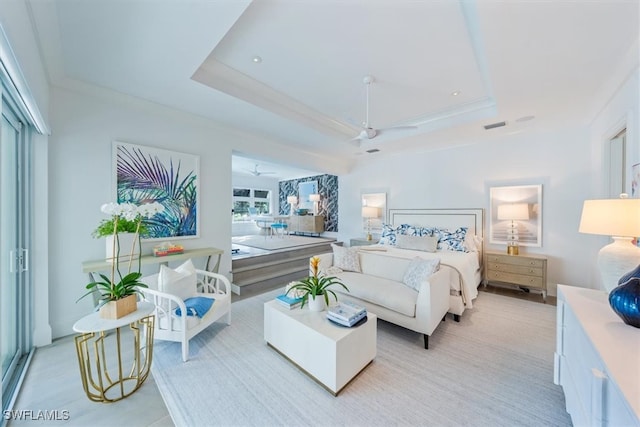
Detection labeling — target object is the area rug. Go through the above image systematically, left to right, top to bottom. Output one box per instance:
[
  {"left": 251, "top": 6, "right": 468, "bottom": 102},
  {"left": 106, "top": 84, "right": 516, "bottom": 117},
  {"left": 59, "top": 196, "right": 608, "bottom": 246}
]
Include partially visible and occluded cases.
[
  {"left": 232, "top": 234, "right": 335, "bottom": 251},
  {"left": 151, "top": 290, "right": 571, "bottom": 427}
]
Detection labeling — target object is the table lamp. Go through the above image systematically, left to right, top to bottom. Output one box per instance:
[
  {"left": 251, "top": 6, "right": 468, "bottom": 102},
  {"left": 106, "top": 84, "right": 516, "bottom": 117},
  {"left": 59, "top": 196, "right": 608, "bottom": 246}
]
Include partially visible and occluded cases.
[
  {"left": 310, "top": 194, "right": 321, "bottom": 215},
  {"left": 578, "top": 194, "right": 640, "bottom": 292},
  {"left": 287, "top": 195, "right": 297, "bottom": 216},
  {"left": 497, "top": 203, "right": 529, "bottom": 255},
  {"left": 362, "top": 206, "right": 380, "bottom": 241}
]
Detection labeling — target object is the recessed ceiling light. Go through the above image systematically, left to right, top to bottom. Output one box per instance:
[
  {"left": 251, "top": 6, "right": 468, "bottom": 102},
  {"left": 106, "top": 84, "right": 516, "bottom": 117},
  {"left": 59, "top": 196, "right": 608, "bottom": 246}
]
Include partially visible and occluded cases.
[
  {"left": 252, "top": 56, "right": 262, "bottom": 63},
  {"left": 451, "top": 90, "right": 461, "bottom": 96},
  {"left": 515, "top": 115, "right": 535, "bottom": 122}
]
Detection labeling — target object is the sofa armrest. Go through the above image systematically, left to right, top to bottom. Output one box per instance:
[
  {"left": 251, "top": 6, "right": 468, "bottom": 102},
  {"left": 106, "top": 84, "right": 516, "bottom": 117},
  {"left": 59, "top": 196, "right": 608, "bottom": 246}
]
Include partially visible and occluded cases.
[{"left": 415, "top": 268, "right": 451, "bottom": 335}]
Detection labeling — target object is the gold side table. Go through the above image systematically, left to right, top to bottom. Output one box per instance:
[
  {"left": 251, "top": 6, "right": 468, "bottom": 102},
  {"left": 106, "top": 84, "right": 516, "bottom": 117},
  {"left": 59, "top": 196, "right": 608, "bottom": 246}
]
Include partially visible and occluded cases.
[{"left": 73, "top": 302, "right": 155, "bottom": 403}]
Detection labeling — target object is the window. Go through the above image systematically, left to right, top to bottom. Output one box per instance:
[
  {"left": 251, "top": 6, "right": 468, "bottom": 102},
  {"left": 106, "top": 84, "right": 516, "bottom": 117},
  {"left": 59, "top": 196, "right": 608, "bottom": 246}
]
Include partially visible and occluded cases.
[
  {"left": 1, "top": 82, "right": 33, "bottom": 416},
  {"left": 232, "top": 188, "right": 271, "bottom": 221}
]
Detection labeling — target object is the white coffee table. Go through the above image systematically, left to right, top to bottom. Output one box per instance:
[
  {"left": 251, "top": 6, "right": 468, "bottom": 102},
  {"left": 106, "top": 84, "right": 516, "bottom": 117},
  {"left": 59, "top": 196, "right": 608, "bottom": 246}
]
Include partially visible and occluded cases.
[{"left": 264, "top": 300, "right": 377, "bottom": 395}]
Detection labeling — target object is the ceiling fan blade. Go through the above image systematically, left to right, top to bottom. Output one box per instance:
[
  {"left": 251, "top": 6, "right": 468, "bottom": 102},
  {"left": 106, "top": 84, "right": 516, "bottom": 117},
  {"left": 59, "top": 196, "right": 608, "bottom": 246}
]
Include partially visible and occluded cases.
[{"left": 376, "top": 125, "right": 418, "bottom": 137}]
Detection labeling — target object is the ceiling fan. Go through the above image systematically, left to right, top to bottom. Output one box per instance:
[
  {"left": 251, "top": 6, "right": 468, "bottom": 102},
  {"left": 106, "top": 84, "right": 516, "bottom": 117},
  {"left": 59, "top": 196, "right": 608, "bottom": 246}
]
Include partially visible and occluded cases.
[
  {"left": 351, "top": 75, "right": 417, "bottom": 144},
  {"left": 247, "top": 164, "right": 276, "bottom": 176}
]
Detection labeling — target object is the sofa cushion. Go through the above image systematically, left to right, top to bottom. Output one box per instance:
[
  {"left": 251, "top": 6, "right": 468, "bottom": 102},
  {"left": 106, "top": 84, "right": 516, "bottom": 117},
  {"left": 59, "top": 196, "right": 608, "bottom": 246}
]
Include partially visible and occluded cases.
[
  {"left": 331, "top": 244, "right": 361, "bottom": 272},
  {"left": 358, "top": 251, "right": 411, "bottom": 282},
  {"left": 403, "top": 257, "right": 440, "bottom": 291},
  {"left": 334, "top": 271, "right": 418, "bottom": 317}
]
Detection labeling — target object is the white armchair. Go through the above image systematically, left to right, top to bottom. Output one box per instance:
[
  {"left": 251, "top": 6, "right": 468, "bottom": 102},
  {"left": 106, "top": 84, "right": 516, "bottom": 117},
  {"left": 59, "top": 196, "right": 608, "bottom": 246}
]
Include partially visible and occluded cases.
[{"left": 140, "top": 269, "right": 231, "bottom": 362}]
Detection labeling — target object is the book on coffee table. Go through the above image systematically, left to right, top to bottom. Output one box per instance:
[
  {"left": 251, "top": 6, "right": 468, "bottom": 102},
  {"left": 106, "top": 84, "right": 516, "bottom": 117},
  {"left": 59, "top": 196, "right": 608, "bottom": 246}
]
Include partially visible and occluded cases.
[
  {"left": 275, "top": 294, "right": 303, "bottom": 309},
  {"left": 327, "top": 301, "right": 366, "bottom": 324},
  {"left": 327, "top": 309, "right": 367, "bottom": 327}
]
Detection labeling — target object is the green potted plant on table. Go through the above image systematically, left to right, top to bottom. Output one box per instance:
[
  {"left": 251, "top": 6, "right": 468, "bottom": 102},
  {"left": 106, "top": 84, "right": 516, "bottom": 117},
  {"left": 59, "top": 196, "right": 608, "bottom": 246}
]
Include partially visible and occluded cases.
[
  {"left": 78, "top": 201, "right": 164, "bottom": 319},
  {"left": 286, "top": 256, "right": 349, "bottom": 312}
]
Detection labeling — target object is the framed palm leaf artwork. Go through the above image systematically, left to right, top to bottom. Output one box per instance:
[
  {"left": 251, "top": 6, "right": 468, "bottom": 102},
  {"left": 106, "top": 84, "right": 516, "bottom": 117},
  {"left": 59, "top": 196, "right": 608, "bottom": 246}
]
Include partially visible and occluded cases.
[{"left": 113, "top": 141, "right": 200, "bottom": 239}]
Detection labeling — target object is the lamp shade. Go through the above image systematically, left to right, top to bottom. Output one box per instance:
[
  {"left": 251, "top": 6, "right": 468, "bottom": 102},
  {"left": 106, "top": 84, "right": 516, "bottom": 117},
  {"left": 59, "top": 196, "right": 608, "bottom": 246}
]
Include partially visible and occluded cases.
[
  {"left": 309, "top": 194, "right": 321, "bottom": 202},
  {"left": 287, "top": 196, "right": 297, "bottom": 204},
  {"left": 579, "top": 198, "right": 640, "bottom": 293},
  {"left": 579, "top": 199, "right": 640, "bottom": 237},
  {"left": 497, "top": 203, "right": 530, "bottom": 221},
  {"left": 362, "top": 206, "right": 380, "bottom": 218}
]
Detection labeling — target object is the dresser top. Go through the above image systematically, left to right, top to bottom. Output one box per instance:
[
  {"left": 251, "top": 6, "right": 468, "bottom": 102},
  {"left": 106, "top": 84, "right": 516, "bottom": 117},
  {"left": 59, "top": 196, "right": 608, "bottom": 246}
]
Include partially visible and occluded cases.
[
  {"left": 486, "top": 251, "right": 547, "bottom": 260},
  {"left": 557, "top": 284, "right": 640, "bottom": 419}
]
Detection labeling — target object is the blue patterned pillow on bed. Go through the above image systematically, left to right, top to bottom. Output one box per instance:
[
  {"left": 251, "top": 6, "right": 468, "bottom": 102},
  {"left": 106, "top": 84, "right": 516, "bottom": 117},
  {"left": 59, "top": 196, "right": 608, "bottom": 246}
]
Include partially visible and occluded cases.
[
  {"left": 379, "top": 223, "right": 397, "bottom": 245},
  {"left": 380, "top": 223, "right": 437, "bottom": 245},
  {"left": 435, "top": 227, "right": 469, "bottom": 252}
]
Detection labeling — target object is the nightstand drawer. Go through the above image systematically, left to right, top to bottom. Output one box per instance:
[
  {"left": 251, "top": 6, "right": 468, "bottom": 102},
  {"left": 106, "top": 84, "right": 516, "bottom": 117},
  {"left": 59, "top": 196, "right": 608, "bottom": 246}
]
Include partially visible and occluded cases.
[
  {"left": 486, "top": 254, "right": 545, "bottom": 268},
  {"left": 487, "top": 263, "right": 543, "bottom": 277},
  {"left": 487, "top": 271, "right": 544, "bottom": 289}
]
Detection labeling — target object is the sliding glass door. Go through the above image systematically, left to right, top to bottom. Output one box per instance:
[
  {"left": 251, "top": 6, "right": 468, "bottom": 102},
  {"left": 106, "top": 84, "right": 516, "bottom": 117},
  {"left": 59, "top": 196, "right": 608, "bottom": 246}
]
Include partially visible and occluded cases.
[{"left": 1, "top": 96, "right": 30, "bottom": 413}]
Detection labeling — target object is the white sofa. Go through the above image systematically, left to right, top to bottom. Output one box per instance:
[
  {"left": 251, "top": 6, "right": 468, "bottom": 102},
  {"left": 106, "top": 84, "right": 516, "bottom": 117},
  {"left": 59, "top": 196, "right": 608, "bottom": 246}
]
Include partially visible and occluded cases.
[{"left": 313, "top": 250, "right": 450, "bottom": 349}]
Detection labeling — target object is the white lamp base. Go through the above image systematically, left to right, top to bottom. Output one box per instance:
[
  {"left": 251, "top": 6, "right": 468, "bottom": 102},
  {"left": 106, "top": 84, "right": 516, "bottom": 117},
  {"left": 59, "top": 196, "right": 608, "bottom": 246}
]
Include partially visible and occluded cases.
[{"left": 598, "top": 236, "right": 640, "bottom": 292}]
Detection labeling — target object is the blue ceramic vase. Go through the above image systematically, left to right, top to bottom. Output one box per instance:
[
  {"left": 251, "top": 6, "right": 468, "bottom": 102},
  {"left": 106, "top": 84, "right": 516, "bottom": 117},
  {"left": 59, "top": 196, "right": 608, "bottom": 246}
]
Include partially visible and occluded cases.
[
  {"left": 618, "top": 263, "right": 640, "bottom": 285},
  {"left": 608, "top": 277, "right": 640, "bottom": 328}
]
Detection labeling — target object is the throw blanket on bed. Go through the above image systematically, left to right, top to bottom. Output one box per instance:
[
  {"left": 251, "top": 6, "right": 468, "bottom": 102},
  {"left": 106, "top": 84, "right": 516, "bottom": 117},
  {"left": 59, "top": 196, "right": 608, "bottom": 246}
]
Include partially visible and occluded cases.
[{"left": 175, "top": 297, "right": 215, "bottom": 317}]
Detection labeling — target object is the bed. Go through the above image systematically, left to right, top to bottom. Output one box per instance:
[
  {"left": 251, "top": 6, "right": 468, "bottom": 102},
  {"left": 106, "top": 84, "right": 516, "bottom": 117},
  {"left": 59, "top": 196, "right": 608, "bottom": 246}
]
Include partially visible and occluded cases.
[{"left": 371, "top": 208, "right": 484, "bottom": 320}]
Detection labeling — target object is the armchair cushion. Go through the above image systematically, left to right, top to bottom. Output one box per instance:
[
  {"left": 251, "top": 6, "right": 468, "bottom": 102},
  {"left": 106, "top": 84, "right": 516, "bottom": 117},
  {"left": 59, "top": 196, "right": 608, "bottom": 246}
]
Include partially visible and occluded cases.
[
  {"left": 158, "top": 259, "right": 197, "bottom": 301},
  {"left": 175, "top": 296, "right": 215, "bottom": 317}
]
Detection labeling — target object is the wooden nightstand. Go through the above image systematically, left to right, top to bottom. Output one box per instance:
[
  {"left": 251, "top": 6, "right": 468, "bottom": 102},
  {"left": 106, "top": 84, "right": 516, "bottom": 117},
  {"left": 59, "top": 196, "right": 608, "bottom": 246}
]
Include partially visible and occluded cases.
[
  {"left": 350, "top": 238, "right": 379, "bottom": 247},
  {"left": 484, "top": 252, "right": 548, "bottom": 301}
]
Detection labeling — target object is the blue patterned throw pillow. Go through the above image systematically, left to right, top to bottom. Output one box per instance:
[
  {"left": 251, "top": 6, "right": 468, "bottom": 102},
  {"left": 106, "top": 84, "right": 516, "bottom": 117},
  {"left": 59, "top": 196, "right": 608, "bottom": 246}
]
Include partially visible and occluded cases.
[
  {"left": 379, "top": 223, "right": 397, "bottom": 245},
  {"left": 436, "top": 227, "right": 469, "bottom": 252},
  {"left": 403, "top": 257, "right": 441, "bottom": 291}
]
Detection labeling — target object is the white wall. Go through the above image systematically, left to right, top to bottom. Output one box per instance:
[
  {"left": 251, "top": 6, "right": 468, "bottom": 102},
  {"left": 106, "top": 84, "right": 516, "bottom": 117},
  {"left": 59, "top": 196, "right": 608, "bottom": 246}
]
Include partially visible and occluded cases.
[
  {"left": 0, "top": 0, "right": 52, "bottom": 346},
  {"left": 47, "top": 67, "right": 640, "bottom": 337},
  {"left": 338, "top": 67, "right": 640, "bottom": 295},
  {"left": 581, "top": 67, "right": 640, "bottom": 289},
  {"left": 48, "top": 85, "right": 336, "bottom": 338},
  {"left": 338, "top": 127, "right": 593, "bottom": 296}
]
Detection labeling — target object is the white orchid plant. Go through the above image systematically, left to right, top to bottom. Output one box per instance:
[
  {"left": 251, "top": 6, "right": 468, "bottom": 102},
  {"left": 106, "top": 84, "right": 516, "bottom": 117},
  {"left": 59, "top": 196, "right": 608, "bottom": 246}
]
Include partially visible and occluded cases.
[{"left": 78, "top": 201, "right": 164, "bottom": 305}]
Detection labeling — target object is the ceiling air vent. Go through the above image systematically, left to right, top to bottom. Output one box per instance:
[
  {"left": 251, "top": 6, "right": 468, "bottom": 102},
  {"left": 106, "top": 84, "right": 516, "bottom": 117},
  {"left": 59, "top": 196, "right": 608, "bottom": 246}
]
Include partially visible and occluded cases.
[
  {"left": 483, "top": 121, "right": 506, "bottom": 130},
  {"left": 366, "top": 148, "right": 380, "bottom": 154}
]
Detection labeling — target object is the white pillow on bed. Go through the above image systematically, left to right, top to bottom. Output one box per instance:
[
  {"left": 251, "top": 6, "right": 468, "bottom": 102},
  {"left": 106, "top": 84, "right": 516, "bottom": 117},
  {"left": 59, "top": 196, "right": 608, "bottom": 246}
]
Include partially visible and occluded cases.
[
  {"left": 464, "top": 233, "right": 480, "bottom": 252},
  {"left": 396, "top": 234, "right": 438, "bottom": 252},
  {"left": 403, "top": 257, "right": 441, "bottom": 291}
]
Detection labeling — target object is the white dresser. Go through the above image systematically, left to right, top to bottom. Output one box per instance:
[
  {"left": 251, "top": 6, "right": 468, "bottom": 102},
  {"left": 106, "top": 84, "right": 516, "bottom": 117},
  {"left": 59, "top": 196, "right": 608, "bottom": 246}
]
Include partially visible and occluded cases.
[{"left": 554, "top": 284, "right": 640, "bottom": 426}]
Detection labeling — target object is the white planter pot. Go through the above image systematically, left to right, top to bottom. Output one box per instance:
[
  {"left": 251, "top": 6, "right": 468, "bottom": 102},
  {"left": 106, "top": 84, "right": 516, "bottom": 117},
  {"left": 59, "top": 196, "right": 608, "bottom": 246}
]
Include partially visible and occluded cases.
[
  {"left": 105, "top": 233, "right": 140, "bottom": 263},
  {"left": 307, "top": 294, "right": 326, "bottom": 312}
]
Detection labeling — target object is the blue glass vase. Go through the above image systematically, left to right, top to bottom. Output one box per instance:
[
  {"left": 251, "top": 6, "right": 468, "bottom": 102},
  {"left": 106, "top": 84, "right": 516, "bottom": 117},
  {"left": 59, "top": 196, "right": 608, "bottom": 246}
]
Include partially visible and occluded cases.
[
  {"left": 618, "top": 263, "right": 640, "bottom": 286},
  {"left": 608, "top": 277, "right": 640, "bottom": 328}
]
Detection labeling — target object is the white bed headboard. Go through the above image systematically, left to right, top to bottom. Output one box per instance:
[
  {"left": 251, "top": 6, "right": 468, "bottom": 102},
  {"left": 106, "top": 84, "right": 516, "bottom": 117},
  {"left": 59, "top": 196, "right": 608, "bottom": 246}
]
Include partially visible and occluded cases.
[{"left": 388, "top": 208, "right": 485, "bottom": 239}]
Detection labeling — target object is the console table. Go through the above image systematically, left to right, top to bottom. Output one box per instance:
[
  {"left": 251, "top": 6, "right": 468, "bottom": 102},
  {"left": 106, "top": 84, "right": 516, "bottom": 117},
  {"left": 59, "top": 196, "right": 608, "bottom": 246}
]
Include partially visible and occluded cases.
[
  {"left": 289, "top": 215, "right": 324, "bottom": 236},
  {"left": 82, "top": 247, "right": 223, "bottom": 275},
  {"left": 82, "top": 247, "right": 224, "bottom": 305},
  {"left": 554, "top": 284, "right": 640, "bottom": 426}
]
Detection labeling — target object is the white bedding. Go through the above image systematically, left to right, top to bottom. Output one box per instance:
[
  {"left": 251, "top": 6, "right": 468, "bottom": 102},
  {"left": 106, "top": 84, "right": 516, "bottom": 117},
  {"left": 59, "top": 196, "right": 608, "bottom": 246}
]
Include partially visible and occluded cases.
[{"left": 360, "top": 245, "right": 481, "bottom": 308}]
